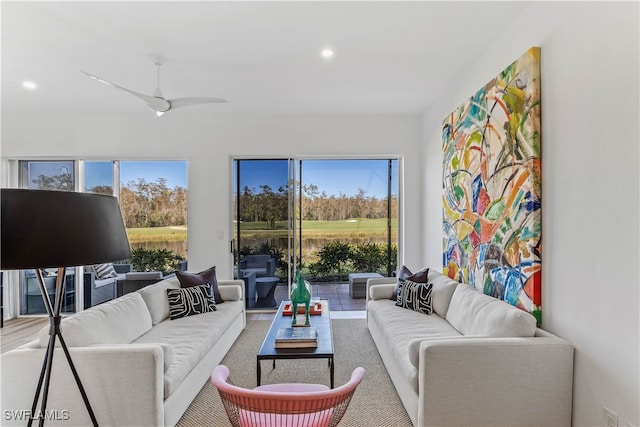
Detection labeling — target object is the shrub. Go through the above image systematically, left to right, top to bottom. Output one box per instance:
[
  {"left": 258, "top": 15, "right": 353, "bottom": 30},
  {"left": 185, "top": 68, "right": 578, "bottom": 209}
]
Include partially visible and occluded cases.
[
  {"left": 311, "top": 241, "right": 352, "bottom": 279},
  {"left": 349, "top": 242, "right": 386, "bottom": 273},
  {"left": 378, "top": 243, "right": 398, "bottom": 276},
  {"left": 129, "top": 247, "right": 185, "bottom": 276}
]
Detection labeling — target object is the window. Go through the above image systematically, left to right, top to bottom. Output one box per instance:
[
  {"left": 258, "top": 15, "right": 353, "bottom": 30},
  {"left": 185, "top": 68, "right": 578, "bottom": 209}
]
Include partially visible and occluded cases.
[
  {"left": 14, "top": 159, "right": 188, "bottom": 315},
  {"left": 19, "top": 160, "right": 77, "bottom": 314},
  {"left": 21, "top": 160, "right": 75, "bottom": 191},
  {"left": 84, "top": 161, "right": 115, "bottom": 195},
  {"left": 119, "top": 161, "right": 188, "bottom": 268}
]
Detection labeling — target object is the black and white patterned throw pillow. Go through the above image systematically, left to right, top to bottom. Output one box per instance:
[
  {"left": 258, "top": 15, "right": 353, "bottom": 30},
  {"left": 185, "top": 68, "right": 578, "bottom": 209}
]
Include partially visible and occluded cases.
[
  {"left": 93, "top": 263, "right": 118, "bottom": 280},
  {"left": 396, "top": 278, "right": 433, "bottom": 315},
  {"left": 166, "top": 283, "right": 217, "bottom": 320}
]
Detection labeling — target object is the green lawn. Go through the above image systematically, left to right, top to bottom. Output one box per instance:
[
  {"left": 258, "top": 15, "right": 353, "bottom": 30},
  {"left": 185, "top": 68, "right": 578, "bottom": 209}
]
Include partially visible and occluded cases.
[
  {"left": 127, "top": 218, "right": 398, "bottom": 242},
  {"left": 238, "top": 218, "right": 398, "bottom": 238},
  {"left": 126, "top": 226, "right": 187, "bottom": 243}
]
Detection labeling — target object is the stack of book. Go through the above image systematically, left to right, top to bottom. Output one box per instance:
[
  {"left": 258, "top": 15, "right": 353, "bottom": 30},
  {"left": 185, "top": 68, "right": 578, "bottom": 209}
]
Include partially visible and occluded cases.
[{"left": 275, "top": 327, "right": 318, "bottom": 348}]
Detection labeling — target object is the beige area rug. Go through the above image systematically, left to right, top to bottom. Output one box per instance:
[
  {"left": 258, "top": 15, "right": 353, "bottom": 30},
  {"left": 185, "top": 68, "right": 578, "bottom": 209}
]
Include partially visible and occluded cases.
[{"left": 177, "top": 319, "right": 412, "bottom": 426}]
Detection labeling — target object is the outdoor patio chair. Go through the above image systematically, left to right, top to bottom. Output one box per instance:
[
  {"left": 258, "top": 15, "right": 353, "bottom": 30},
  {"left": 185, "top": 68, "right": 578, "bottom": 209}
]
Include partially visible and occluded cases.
[
  {"left": 239, "top": 254, "right": 276, "bottom": 278},
  {"left": 211, "top": 365, "right": 365, "bottom": 427}
]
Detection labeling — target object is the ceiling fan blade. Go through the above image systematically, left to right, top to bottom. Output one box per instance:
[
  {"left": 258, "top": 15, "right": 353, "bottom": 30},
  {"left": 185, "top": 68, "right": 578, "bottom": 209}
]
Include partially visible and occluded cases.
[
  {"left": 82, "top": 71, "right": 165, "bottom": 108},
  {"left": 168, "top": 97, "right": 228, "bottom": 110}
]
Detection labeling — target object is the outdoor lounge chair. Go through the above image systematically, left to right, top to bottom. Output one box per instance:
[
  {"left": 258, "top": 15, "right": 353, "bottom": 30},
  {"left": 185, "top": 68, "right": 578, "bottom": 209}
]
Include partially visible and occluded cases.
[{"left": 239, "top": 254, "right": 276, "bottom": 278}]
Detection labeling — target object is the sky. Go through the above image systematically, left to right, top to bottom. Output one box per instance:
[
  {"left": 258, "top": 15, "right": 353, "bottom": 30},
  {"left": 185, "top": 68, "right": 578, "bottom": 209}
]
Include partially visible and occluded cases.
[
  {"left": 83, "top": 159, "right": 397, "bottom": 197},
  {"left": 236, "top": 159, "right": 398, "bottom": 198},
  {"left": 84, "top": 160, "right": 187, "bottom": 190}
]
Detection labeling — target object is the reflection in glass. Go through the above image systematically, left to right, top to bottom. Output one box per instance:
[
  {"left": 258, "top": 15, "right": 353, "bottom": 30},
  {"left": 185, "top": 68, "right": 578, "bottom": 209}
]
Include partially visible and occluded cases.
[
  {"left": 19, "top": 160, "right": 77, "bottom": 314},
  {"left": 20, "top": 160, "right": 75, "bottom": 191},
  {"left": 84, "top": 161, "right": 114, "bottom": 195}
]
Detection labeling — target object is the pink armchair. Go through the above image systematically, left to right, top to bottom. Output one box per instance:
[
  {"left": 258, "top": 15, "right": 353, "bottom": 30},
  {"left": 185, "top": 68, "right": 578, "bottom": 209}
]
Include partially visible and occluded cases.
[{"left": 211, "top": 365, "right": 364, "bottom": 427}]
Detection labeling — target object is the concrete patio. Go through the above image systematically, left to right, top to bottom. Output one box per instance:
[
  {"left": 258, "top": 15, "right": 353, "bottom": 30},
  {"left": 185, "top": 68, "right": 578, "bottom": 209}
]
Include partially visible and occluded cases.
[{"left": 270, "top": 282, "right": 367, "bottom": 311}]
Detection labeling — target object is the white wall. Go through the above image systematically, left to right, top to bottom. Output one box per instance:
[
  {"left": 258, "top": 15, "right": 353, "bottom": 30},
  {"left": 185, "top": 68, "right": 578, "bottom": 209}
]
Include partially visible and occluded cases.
[
  {"left": 2, "top": 1, "right": 638, "bottom": 424},
  {"left": 422, "top": 2, "right": 639, "bottom": 426},
  {"left": 0, "top": 113, "right": 424, "bottom": 278}
]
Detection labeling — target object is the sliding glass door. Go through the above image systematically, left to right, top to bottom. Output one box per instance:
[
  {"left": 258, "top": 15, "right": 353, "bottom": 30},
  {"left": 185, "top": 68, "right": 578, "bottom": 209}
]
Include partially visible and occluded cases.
[
  {"left": 232, "top": 157, "right": 399, "bottom": 310},
  {"left": 232, "top": 159, "right": 294, "bottom": 311},
  {"left": 297, "top": 159, "right": 398, "bottom": 278}
]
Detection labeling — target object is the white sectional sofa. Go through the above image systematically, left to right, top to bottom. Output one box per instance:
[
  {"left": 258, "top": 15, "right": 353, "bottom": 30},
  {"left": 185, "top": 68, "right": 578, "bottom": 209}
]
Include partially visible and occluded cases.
[
  {"left": 367, "top": 270, "right": 574, "bottom": 427},
  {"left": 1, "top": 276, "right": 245, "bottom": 426}
]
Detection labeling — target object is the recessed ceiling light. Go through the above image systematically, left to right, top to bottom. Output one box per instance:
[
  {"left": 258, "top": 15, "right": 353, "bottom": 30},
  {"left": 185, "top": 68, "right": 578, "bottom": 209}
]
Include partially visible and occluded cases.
[
  {"left": 320, "top": 48, "right": 335, "bottom": 60},
  {"left": 22, "top": 81, "right": 37, "bottom": 90}
]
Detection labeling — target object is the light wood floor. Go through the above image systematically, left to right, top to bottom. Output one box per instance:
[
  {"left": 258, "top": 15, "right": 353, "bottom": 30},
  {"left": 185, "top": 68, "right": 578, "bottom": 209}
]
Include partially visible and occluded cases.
[{"left": 0, "top": 317, "right": 48, "bottom": 354}]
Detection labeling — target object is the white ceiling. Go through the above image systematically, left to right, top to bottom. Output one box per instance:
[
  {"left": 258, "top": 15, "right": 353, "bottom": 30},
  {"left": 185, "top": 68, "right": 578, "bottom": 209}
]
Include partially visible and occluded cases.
[{"left": 1, "top": 1, "right": 531, "bottom": 115}]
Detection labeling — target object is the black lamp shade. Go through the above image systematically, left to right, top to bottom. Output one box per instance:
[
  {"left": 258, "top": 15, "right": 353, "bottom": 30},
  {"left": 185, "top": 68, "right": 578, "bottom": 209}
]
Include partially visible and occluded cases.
[{"left": 1, "top": 189, "right": 131, "bottom": 269}]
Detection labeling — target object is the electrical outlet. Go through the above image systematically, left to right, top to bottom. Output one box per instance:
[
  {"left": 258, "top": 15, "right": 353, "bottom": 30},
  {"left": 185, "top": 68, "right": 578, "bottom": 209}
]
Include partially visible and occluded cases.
[{"left": 603, "top": 407, "right": 618, "bottom": 427}]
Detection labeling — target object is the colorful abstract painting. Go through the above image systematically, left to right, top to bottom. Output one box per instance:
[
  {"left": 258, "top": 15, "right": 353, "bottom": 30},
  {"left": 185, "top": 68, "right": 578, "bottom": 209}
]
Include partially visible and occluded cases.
[{"left": 442, "top": 47, "right": 541, "bottom": 324}]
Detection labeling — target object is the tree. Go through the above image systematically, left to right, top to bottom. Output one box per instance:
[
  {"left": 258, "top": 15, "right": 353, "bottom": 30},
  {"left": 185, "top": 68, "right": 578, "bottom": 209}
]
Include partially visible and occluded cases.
[
  {"left": 32, "top": 173, "right": 73, "bottom": 191},
  {"left": 118, "top": 178, "right": 187, "bottom": 228},
  {"left": 87, "top": 185, "right": 113, "bottom": 196}
]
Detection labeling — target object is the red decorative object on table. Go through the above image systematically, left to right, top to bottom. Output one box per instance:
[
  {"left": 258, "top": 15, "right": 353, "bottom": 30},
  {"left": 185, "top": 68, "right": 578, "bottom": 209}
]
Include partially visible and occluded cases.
[{"left": 283, "top": 302, "right": 322, "bottom": 316}]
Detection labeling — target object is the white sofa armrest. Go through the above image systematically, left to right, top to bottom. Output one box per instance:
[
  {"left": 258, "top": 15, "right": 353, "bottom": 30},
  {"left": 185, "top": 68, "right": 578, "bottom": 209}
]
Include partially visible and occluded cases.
[
  {"left": 218, "top": 279, "right": 244, "bottom": 302},
  {"left": 367, "top": 280, "right": 396, "bottom": 301},
  {"left": 417, "top": 335, "right": 574, "bottom": 427},
  {"left": 1, "top": 345, "right": 165, "bottom": 426}
]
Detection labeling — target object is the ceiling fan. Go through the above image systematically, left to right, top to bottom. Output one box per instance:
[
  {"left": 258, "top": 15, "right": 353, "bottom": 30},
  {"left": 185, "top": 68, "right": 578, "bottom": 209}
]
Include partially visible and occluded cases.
[{"left": 82, "top": 54, "right": 227, "bottom": 117}]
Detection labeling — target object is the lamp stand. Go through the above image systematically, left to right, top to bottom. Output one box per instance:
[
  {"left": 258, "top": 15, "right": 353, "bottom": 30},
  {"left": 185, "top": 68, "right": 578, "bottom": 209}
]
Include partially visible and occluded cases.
[{"left": 28, "top": 268, "right": 98, "bottom": 427}]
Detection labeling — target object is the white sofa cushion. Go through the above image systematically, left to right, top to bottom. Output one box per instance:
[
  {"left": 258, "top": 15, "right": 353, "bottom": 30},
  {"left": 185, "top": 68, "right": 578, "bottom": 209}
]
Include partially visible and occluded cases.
[
  {"left": 427, "top": 271, "right": 460, "bottom": 317},
  {"left": 137, "top": 276, "right": 181, "bottom": 325},
  {"left": 446, "top": 284, "right": 537, "bottom": 337},
  {"left": 38, "top": 292, "right": 152, "bottom": 347},
  {"left": 368, "top": 298, "right": 461, "bottom": 393},
  {"left": 134, "top": 299, "right": 244, "bottom": 397}
]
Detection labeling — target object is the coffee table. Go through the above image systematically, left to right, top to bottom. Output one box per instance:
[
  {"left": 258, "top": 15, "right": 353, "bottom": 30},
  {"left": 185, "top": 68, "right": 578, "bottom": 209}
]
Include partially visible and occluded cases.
[{"left": 256, "top": 300, "right": 334, "bottom": 388}]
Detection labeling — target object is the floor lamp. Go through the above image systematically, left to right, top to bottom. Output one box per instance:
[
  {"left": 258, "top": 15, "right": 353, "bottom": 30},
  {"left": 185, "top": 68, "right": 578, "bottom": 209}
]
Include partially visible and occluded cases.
[{"left": 1, "top": 189, "right": 131, "bottom": 427}]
